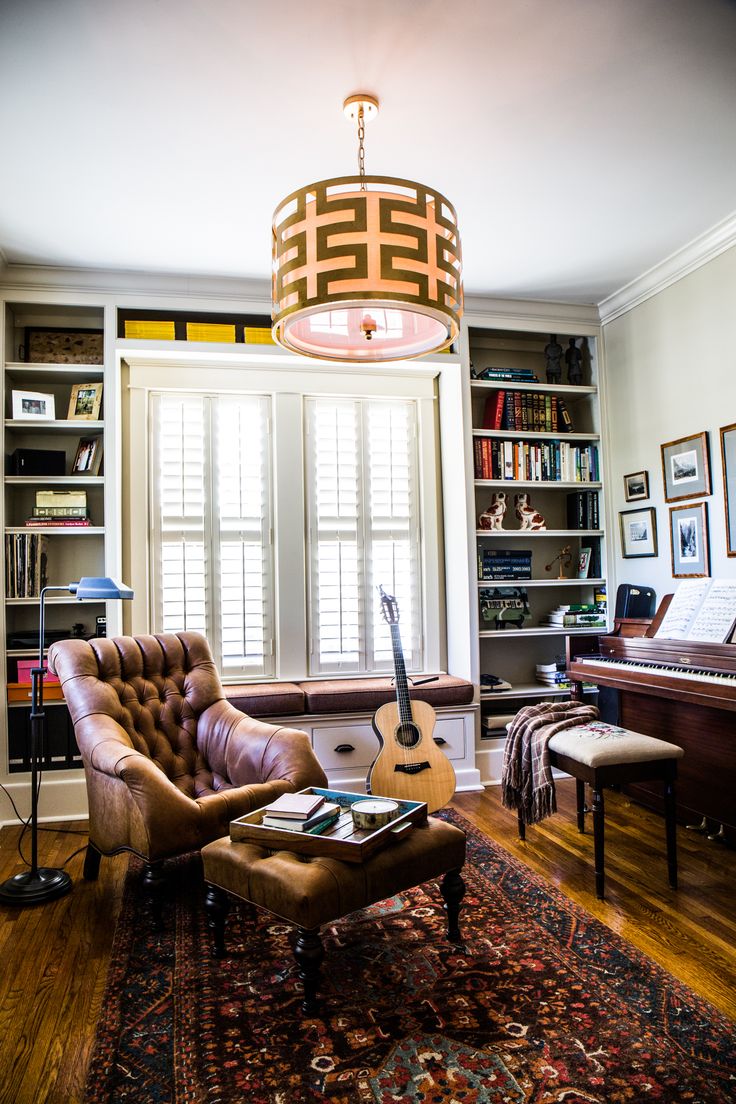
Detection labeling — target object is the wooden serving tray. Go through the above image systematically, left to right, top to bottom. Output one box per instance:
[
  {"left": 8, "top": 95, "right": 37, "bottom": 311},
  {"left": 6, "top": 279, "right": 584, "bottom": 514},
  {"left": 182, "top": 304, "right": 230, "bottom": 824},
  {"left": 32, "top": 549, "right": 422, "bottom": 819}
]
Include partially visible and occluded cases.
[{"left": 230, "top": 787, "right": 428, "bottom": 863}]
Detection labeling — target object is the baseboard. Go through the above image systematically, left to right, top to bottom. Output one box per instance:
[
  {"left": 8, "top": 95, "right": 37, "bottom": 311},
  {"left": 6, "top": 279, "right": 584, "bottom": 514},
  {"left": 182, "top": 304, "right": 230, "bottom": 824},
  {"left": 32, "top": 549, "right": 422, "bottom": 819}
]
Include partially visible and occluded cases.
[{"left": 0, "top": 774, "right": 88, "bottom": 827}]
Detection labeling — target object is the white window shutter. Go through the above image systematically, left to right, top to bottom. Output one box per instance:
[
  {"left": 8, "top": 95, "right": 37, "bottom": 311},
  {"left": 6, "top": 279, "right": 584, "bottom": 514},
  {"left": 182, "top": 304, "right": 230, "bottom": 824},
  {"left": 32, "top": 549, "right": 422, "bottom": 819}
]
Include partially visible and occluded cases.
[{"left": 306, "top": 397, "right": 422, "bottom": 675}]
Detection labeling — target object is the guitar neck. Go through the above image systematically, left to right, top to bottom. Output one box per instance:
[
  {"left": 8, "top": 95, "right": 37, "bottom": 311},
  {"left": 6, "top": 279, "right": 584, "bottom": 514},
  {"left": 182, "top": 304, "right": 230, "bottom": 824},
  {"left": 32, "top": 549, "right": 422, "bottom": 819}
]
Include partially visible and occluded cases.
[{"left": 390, "top": 623, "right": 413, "bottom": 726}]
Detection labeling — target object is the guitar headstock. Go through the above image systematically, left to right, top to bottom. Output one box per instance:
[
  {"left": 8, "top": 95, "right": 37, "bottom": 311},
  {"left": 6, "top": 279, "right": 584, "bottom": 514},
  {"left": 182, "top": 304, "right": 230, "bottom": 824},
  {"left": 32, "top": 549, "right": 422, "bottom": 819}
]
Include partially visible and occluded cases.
[{"left": 378, "top": 585, "right": 400, "bottom": 625}]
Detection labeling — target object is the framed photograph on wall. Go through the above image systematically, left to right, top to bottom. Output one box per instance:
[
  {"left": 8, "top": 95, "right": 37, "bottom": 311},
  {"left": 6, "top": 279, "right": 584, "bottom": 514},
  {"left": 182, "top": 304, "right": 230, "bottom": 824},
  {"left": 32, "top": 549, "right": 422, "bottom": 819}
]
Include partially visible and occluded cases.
[
  {"left": 67, "top": 382, "right": 103, "bottom": 420},
  {"left": 11, "top": 390, "right": 56, "bottom": 421},
  {"left": 720, "top": 423, "right": 736, "bottom": 557},
  {"left": 660, "top": 432, "right": 711, "bottom": 503},
  {"left": 623, "top": 470, "right": 649, "bottom": 501},
  {"left": 669, "top": 501, "right": 710, "bottom": 578},
  {"left": 619, "top": 507, "right": 658, "bottom": 558}
]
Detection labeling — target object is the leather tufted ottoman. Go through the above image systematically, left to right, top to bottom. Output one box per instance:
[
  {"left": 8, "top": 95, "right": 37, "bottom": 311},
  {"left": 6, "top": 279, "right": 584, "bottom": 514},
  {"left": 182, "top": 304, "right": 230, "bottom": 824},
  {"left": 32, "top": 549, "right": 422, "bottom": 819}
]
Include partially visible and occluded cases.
[{"left": 201, "top": 816, "right": 466, "bottom": 1013}]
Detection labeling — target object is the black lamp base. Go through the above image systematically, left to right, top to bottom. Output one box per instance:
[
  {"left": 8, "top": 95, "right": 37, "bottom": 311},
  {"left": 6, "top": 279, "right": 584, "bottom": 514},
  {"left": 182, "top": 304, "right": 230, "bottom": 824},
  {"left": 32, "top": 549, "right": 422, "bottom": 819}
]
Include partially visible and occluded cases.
[{"left": 0, "top": 867, "right": 73, "bottom": 906}]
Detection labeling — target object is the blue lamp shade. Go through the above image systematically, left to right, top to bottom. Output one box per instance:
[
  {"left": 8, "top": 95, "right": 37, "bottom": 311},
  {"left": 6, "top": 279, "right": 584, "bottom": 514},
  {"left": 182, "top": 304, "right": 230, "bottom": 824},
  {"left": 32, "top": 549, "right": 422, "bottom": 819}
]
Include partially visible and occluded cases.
[{"left": 70, "top": 577, "right": 134, "bottom": 601}]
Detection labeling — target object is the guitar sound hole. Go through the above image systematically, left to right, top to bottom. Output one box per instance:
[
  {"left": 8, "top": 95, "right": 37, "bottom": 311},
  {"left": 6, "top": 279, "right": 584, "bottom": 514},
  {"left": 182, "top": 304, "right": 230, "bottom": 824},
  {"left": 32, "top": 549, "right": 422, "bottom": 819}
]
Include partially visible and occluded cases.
[{"left": 396, "top": 723, "right": 421, "bottom": 749}]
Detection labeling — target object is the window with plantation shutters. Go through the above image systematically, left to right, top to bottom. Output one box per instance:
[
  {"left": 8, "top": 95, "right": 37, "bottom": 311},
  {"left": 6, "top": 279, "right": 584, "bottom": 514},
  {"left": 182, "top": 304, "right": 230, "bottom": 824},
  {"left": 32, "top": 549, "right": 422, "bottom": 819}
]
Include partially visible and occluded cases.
[
  {"left": 149, "top": 391, "right": 273, "bottom": 679},
  {"left": 305, "top": 397, "right": 422, "bottom": 675}
]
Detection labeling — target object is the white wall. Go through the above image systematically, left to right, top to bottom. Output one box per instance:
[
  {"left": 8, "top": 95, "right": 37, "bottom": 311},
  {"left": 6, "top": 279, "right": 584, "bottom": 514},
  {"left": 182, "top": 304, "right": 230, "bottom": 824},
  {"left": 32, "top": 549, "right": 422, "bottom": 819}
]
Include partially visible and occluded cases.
[{"left": 603, "top": 245, "right": 736, "bottom": 606}]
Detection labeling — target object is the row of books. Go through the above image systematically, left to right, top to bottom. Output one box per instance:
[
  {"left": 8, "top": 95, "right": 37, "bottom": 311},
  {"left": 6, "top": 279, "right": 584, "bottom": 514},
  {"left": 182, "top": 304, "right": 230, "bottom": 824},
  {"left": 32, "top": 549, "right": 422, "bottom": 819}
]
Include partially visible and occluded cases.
[
  {"left": 482, "top": 391, "right": 573, "bottom": 433},
  {"left": 474, "top": 438, "right": 600, "bottom": 483},
  {"left": 566, "top": 490, "right": 601, "bottom": 529},
  {"left": 5, "top": 533, "right": 47, "bottom": 598},
  {"left": 478, "top": 548, "right": 532, "bottom": 581}
]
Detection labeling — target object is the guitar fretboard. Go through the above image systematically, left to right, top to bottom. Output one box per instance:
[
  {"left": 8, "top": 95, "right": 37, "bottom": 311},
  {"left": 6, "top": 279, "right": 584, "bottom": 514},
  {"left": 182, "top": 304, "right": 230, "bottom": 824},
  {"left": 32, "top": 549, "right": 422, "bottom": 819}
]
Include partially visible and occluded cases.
[{"left": 390, "top": 623, "right": 414, "bottom": 727}]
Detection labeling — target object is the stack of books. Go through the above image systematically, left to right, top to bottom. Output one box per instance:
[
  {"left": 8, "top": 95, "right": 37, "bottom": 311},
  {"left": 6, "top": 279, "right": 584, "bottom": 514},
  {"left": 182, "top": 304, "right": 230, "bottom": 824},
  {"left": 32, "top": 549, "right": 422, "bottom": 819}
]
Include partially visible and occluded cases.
[
  {"left": 478, "top": 366, "right": 539, "bottom": 384},
  {"left": 25, "top": 490, "right": 90, "bottom": 528},
  {"left": 478, "top": 548, "right": 532, "bottom": 581},
  {"left": 542, "top": 603, "right": 607, "bottom": 629},
  {"left": 535, "top": 660, "right": 571, "bottom": 688},
  {"left": 260, "top": 792, "right": 341, "bottom": 834}
]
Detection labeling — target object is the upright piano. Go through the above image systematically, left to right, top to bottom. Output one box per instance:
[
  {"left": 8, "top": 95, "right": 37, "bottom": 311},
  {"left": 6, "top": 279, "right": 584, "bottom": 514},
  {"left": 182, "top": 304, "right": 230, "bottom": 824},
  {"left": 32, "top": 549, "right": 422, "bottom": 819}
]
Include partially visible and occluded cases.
[{"left": 567, "top": 596, "right": 736, "bottom": 837}]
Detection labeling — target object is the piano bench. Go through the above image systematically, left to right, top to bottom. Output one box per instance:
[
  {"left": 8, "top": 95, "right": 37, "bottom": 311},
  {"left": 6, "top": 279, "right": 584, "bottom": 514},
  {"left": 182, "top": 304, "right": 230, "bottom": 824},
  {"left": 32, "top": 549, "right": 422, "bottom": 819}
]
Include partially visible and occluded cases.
[{"left": 518, "top": 721, "right": 685, "bottom": 900}]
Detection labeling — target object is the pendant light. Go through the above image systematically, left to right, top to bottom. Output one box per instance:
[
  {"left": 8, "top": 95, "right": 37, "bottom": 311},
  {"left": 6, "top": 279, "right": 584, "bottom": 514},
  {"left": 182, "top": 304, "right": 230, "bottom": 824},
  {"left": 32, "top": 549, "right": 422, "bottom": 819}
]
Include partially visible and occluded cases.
[{"left": 271, "top": 94, "right": 463, "bottom": 363}]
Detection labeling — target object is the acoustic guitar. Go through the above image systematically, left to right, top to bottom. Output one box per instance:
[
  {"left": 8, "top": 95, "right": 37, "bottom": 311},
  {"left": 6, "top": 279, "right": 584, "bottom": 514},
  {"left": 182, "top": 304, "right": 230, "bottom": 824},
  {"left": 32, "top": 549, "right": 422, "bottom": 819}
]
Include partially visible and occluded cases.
[{"left": 368, "top": 587, "right": 456, "bottom": 814}]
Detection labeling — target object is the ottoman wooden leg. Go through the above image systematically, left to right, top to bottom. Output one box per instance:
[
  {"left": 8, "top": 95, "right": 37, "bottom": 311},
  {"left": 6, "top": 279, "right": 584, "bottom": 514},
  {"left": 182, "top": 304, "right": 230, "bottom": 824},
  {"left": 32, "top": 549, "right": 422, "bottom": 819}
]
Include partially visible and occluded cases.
[
  {"left": 83, "top": 843, "right": 101, "bottom": 881},
  {"left": 142, "top": 862, "right": 167, "bottom": 930},
  {"left": 440, "top": 868, "right": 465, "bottom": 943},
  {"left": 205, "top": 883, "right": 231, "bottom": 958},
  {"left": 293, "top": 927, "right": 324, "bottom": 1015}
]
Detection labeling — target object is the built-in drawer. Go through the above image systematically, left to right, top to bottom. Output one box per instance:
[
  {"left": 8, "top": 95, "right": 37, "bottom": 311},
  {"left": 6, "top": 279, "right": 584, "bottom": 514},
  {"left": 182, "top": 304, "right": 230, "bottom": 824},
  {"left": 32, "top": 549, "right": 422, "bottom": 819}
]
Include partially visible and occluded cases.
[{"left": 311, "top": 713, "right": 467, "bottom": 772}]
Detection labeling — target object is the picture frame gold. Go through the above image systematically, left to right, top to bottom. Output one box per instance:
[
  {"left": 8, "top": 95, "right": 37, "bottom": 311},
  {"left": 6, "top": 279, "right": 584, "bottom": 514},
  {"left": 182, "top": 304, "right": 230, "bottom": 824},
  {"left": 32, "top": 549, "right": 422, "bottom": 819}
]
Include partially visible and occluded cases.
[
  {"left": 68, "top": 382, "right": 103, "bottom": 421},
  {"left": 720, "top": 423, "right": 736, "bottom": 557},
  {"left": 660, "top": 432, "right": 710, "bottom": 503},
  {"left": 669, "top": 501, "right": 709, "bottom": 578}
]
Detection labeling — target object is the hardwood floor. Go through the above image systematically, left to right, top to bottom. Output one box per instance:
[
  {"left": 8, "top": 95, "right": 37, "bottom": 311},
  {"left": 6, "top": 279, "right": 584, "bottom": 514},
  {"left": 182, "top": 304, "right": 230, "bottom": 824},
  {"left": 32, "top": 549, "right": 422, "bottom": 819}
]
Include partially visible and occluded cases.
[{"left": 1, "top": 781, "right": 734, "bottom": 1103}]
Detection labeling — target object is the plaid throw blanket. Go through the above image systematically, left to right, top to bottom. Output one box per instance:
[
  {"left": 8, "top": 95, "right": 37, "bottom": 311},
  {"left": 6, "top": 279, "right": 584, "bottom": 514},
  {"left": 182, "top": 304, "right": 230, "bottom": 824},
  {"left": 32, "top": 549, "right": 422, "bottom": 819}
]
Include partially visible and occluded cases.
[{"left": 502, "top": 701, "right": 599, "bottom": 825}]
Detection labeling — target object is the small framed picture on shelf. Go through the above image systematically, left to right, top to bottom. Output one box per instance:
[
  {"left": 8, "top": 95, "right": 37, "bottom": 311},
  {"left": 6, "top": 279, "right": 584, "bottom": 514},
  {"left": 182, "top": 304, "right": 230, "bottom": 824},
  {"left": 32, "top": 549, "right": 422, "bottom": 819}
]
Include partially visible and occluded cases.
[
  {"left": 68, "top": 381, "right": 103, "bottom": 420},
  {"left": 11, "top": 390, "right": 56, "bottom": 421},
  {"left": 719, "top": 423, "right": 736, "bottom": 557},
  {"left": 660, "top": 432, "right": 710, "bottom": 503},
  {"left": 72, "top": 436, "right": 103, "bottom": 475},
  {"left": 623, "top": 470, "right": 649, "bottom": 501},
  {"left": 670, "top": 501, "right": 710, "bottom": 578},
  {"left": 619, "top": 506, "right": 658, "bottom": 558},
  {"left": 577, "top": 546, "right": 592, "bottom": 579}
]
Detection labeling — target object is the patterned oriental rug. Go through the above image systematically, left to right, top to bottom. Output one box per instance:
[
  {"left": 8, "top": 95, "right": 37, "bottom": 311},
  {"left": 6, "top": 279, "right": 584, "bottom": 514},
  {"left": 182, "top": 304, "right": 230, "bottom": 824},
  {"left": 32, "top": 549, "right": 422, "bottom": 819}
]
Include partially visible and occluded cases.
[{"left": 85, "top": 812, "right": 735, "bottom": 1104}]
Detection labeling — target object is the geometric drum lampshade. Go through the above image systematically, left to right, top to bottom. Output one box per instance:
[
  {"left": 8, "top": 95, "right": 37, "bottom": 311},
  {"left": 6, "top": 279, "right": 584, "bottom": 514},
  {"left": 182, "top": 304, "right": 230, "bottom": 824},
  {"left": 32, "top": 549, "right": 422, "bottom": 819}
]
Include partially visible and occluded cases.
[{"left": 272, "top": 97, "right": 463, "bottom": 363}]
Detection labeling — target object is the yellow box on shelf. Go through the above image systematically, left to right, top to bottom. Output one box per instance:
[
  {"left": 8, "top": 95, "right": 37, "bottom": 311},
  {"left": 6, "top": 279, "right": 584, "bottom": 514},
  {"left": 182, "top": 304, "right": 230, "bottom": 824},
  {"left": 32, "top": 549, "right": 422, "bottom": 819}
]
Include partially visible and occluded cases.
[
  {"left": 124, "top": 320, "right": 176, "bottom": 340},
  {"left": 186, "top": 322, "right": 236, "bottom": 343},
  {"left": 244, "top": 327, "right": 276, "bottom": 345}
]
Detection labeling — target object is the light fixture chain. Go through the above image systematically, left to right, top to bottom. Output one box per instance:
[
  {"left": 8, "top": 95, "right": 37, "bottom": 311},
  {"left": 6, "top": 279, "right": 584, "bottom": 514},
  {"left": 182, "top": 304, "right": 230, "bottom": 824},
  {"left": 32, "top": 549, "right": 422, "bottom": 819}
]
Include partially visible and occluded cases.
[{"left": 357, "top": 104, "right": 366, "bottom": 190}]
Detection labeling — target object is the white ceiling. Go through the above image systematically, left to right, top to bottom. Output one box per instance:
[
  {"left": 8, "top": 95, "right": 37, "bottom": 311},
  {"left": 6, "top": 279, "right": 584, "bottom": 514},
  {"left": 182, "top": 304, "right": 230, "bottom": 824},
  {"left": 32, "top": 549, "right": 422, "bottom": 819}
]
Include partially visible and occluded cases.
[{"left": 1, "top": 0, "right": 735, "bottom": 306}]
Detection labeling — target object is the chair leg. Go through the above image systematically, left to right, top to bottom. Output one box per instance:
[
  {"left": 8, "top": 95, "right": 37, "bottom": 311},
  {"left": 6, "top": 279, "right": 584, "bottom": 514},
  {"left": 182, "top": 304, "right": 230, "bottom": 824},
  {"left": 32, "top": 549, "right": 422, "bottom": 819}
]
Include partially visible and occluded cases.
[
  {"left": 664, "top": 777, "right": 678, "bottom": 889},
  {"left": 576, "top": 779, "right": 586, "bottom": 833},
  {"left": 592, "top": 786, "right": 605, "bottom": 900},
  {"left": 83, "top": 843, "right": 101, "bottom": 881},
  {"left": 142, "top": 862, "right": 167, "bottom": 930},
  {"left": 440, "top": 868, "right": 465, "bottom": 943},
  {"left": 204, "top": 883, "right": 231, "bottom": 958},
  {"left": 293, "top": 927, "right": 324, "bottom": 1015}
]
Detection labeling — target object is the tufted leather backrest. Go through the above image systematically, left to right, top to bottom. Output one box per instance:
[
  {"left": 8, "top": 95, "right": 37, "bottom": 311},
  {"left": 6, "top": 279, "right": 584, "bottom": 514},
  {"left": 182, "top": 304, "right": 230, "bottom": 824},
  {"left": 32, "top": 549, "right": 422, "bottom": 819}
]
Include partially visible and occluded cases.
[{"left": 49, "top": 632, "right": 226, "bottom": 797}]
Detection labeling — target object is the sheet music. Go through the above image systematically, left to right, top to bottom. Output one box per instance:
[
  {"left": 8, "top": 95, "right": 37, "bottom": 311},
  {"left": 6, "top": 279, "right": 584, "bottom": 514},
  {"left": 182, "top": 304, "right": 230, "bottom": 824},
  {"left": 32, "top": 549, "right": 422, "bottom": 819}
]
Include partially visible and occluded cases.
[{"left": 656, "top": 578, "right": 736, "bottom": 642}]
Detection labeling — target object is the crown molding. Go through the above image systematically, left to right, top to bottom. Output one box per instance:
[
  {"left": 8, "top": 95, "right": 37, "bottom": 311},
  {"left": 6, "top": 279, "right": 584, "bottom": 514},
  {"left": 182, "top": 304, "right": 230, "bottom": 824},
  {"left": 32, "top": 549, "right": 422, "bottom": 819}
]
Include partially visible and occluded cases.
[
  {"left": 598, "top": 211, "right": 736, "bottom": 324},
  {"left": 0, "top": 263, "right": 272, "bottom": 310},
  {"left": 464, "top": 294, "right": 601, "bottom": 333}
]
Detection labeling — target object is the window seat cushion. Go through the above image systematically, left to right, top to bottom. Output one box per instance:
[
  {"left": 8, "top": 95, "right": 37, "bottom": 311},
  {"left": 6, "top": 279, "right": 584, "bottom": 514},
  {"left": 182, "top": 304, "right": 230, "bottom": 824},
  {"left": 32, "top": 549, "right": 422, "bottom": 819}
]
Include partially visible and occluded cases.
[{"left": 224, "top": 676, "right": 473, "bottom": 718}]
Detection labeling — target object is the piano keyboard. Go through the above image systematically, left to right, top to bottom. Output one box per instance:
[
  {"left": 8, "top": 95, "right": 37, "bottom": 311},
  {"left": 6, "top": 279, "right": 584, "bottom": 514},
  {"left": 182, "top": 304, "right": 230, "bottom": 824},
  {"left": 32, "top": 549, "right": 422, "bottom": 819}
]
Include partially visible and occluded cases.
[{"left": 577, "top": 656, "right": 736, "bottom": 686}]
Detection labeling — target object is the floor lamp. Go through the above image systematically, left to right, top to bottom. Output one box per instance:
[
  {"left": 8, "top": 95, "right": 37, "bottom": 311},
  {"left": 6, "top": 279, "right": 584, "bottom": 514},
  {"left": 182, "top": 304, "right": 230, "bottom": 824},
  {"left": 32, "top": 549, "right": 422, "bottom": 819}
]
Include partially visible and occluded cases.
[{"left": 0, "top": 576, "right": 134, "bottom": 907}]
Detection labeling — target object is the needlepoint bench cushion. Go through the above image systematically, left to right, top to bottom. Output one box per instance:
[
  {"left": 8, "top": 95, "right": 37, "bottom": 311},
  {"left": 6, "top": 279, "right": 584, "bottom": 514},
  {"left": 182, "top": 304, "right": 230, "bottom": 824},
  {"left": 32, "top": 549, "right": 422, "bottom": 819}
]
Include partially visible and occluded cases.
[
  {"left": 298, "top": 675, "right": 474, "bottom": 715},
  {"left": 547, "top": 721, "right": 684, "bottom": 767},
  {"left": 201, "top": 816, "right": 466, "bottom": 930}
]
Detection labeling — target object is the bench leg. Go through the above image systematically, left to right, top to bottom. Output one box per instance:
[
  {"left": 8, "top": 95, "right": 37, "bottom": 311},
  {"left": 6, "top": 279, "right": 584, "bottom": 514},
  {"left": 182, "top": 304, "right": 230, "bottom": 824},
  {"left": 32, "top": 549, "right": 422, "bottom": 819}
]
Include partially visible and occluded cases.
[
  {"left": 576, "top": 779, "right": 586, "bottom": 833},
  {"left": 664, "top": 779, "right": 678, "bottom": 889},
  {"left": 592, "top": 787, "right": 605, "bottom": 900},
  {"left": 517, "top": 810, "right": 526, "bottom": 841},
  {"left": 440, "top": 868, "right": 465, "bottom": 943},
  {"left": 205, "top": 883, "right": 231, "bottom": 958},
  {"left": 294, "top": 927, "right": 324, "bottom": 1015}
]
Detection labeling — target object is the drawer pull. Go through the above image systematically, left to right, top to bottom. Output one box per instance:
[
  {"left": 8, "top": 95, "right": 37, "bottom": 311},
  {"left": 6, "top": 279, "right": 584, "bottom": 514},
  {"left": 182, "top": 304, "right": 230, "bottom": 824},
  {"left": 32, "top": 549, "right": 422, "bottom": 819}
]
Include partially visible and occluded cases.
[
  {"left": 433, "top": 736, "right": 447, "bottom": 746},
  {"left": 334, "top": 743, "right": 355, "bottom": 753}
]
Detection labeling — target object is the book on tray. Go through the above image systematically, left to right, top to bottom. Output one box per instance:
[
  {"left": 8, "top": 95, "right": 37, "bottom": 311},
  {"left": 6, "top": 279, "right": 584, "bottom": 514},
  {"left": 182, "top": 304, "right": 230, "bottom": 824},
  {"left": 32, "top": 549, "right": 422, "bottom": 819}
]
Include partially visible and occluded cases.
[
  {"left": 260, "top": 792, "right": 326, "bottom": 819},
  {"left": 261, "top": 802, "right": 341, "bottom": 832}
]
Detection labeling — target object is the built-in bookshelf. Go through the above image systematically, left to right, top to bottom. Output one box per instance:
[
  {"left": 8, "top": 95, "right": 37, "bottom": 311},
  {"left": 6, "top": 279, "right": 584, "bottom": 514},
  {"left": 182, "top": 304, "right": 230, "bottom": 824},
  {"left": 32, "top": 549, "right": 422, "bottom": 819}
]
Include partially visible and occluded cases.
[
  {"left": 1, "top": 301, "right": 112, "bottom": 781},
  {"left": 468, "top": 325, "right": 607, "bottom": 783}
]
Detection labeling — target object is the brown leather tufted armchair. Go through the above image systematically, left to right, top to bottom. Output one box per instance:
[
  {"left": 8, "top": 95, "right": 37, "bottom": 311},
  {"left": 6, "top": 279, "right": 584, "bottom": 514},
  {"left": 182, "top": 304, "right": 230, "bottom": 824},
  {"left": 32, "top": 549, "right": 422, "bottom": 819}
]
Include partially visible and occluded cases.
[{"left": 48, "top": 631, "right": 327, "bottom": 922}]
